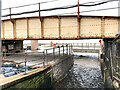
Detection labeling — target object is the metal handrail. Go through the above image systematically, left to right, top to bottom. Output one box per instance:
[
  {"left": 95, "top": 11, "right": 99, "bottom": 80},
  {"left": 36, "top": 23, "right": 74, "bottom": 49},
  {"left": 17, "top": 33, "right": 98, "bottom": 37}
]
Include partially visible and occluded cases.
[
  {"left": 72, "top": 43, "right": 101, "bottom": 50},
  {"left": 1, "top": 44, "right": 73, "bottom": 76}
]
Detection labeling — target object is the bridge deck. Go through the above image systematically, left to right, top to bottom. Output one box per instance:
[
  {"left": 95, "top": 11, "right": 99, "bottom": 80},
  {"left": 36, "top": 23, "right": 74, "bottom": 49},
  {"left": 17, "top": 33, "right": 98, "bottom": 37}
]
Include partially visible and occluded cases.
[{"left": 2, "top": 15, "right": 119, "bottom": 40}]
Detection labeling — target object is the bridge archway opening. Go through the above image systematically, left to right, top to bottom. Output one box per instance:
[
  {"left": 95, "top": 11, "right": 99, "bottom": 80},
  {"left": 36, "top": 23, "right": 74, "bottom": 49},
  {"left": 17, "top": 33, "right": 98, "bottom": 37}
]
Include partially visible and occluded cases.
[{"left": 22, "top": 39, "right": 102, "bottom": 59}]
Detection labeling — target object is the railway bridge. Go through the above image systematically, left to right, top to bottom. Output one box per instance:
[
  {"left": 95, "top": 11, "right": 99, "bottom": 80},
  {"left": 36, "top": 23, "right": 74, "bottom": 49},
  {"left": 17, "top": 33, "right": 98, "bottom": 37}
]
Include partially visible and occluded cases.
[
  {"left": 1, "top": 15, "right": 119, "bottom": 40},
  {"left": 1, "top": 15, "right": 120, "bottom": 89}
]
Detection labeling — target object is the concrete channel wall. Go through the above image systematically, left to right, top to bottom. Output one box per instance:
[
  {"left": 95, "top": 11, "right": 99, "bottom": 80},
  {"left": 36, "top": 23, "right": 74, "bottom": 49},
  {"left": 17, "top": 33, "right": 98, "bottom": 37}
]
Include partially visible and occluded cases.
[
  {"left": 100, "top": 39, "right": 120, "bottom": 89},
  {"left": 2, "top": 55, "right": 73, "bottom": 89}
]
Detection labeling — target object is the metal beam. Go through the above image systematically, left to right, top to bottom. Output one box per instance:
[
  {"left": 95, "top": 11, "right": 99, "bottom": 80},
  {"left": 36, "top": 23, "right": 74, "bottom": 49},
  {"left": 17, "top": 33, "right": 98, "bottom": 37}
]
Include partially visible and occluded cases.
[
  {"left": 77, "top": 0, "right": 80, "bottom": 39},
  {"left": 39, "top": 3, "right": 42, "bottom": 22},
  {"left": 1, "top": 16, "right": 119, "bottom": 40},
  {"left": 58, "top": 16, "right": 61, "bottom": 39},
  {"left": 101, "top": 16, "right": 105, "bottom": 38},
  {"left": 27, "top": 18, "right": 29, "bottom": 39},
  {"left": 41, "top": 18, "right": 44, "bottom": 39},
  {"left": 13, "top": 20, "right": 16, "bottom": 39},
  {"left": 2, "top": 21, "right": 4, "bottom": 39}
]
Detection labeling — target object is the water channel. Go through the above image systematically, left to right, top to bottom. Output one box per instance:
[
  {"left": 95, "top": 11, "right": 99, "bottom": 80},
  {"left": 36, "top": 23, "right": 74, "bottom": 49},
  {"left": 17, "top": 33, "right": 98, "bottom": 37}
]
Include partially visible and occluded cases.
[{"left": 54, "top": 53, "right": 104, "bottom": 89}]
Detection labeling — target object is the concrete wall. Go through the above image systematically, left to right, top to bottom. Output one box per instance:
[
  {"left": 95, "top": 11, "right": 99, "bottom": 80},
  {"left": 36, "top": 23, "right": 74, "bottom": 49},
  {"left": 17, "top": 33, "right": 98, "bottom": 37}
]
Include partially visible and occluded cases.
[{"left": 52, "top": 55, "right": 74, "bottom": 81}]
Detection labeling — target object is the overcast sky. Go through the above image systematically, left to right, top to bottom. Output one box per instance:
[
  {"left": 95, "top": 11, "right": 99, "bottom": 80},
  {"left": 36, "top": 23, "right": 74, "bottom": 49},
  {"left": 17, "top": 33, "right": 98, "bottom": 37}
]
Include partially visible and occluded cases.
[{"left": 1, "top": 0, "right": 119, "bottom": 20}]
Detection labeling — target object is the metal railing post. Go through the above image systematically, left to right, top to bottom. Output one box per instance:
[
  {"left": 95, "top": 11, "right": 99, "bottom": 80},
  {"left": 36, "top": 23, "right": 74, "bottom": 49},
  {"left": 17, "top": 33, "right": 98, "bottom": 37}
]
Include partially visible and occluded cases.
[
  {"left": 82, "top": 43, "right": 83, "bottom": 49},
  {"left": 88, "top": 43, "right": 89, "bottom": 49},
  {"left": 94, "top": 43, "right": 96, "bottom": 49},
  {"left": 66, "top": 44, "right": 68, "bottom": 55},
  {"left": 67, "top": 44, "right": 68, "bottom": 55},
  {"left": 71, "top": 44, "right": 73, "bottom": 54},
  {"left": 71, "top": 44, "right": 73, "bottom": 53},
  {"left": 63, "top": 45, "right": 64, "bottom": 56},
  {"left": 69, "top": 45, "right": 70, "bottom": 55},
  {"left": 58, "top": 46, "right": 60, "bottom": 56},
  {"left": 53, "top": 48, "right": 55, "bottom": 61},
  {"left": 46, "top": 50, "right": 48, "bottom": 65},
  {"left": 43, "top": 51, "right": 45, "bottom": 68},
  {"left": 24, "top": 52, "right": 27, "bottom": 75}
]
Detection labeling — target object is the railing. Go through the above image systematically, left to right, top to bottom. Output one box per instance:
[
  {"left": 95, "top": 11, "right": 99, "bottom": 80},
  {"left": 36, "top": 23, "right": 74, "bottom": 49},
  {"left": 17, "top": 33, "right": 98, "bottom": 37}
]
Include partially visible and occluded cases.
[
  {"left": 72, "top": 43, "right": 101, "bottom": 50},
  {"left": 0, "top": 44, "right": 72, "bottom": 76},
  {"left": 44, "top": 44, "right": 72, "bottom": 64},
  {"left": 1, "top": 52, "right": 44, "bottom": 76}
]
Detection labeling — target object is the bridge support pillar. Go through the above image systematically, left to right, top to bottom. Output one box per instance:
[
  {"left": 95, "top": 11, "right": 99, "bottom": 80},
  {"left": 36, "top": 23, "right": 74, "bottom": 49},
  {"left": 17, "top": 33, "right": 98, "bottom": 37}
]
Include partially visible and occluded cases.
[{"left": 31, "top": 40, "right": 38, "bottom": 51}]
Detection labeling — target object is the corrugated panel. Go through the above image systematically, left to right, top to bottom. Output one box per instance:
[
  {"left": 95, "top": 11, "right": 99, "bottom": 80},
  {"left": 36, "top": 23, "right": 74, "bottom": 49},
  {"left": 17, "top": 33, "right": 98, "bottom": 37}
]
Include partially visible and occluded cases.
[
  {"left": 61, "top": 17, "right": 78, "bottom": 38},
  {"left": 81, "top": 17, "right": 101, "bottom": 38},
  {"left": 29, "top": 18, "right": 41, "bottom": 39},
  {"left": 44, "top": 18, "right": 59, "bottom": 38},
  {"left": 104, "top": 18, "right": 118, "bottom": 37},
  {"left": 16, "top": 19, "right": 27, "bottom": 39},
  {"left": 4, "top": 21, "right": 13, "bottom": 39}
]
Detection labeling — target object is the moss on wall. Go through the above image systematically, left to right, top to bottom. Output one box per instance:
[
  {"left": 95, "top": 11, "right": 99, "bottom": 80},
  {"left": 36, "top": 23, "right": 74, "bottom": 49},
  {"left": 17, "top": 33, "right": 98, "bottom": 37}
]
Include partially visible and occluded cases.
[{"left": 7, "top": 69, "right": 54, "bottom": 89}]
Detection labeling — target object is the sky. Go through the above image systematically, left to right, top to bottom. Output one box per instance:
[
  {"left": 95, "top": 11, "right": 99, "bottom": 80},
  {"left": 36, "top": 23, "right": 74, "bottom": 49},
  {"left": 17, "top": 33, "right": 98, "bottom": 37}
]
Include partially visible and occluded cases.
[
  {"left": 1, "top": 0, "right": 119, "bottom": 44},
  {"left": 1, "top": 0, "right": 119, "bottom": 20}
]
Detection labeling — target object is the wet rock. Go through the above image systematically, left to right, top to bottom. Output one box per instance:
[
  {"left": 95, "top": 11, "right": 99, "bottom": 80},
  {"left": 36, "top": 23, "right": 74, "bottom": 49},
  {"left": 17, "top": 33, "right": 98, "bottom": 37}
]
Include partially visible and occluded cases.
[
  {"left": 55, "top": 56, "right": 104, "bottom": 88},
  {"left": 2, "top": 62, "right": 16, "bottom": 67}
]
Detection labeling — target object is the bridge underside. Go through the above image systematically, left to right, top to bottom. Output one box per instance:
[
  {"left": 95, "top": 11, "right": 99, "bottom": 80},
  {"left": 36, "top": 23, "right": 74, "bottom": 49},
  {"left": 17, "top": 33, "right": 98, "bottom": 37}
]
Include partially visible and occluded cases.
[{"left": 1, "top": 15, "right": 119, "bottom": 40}]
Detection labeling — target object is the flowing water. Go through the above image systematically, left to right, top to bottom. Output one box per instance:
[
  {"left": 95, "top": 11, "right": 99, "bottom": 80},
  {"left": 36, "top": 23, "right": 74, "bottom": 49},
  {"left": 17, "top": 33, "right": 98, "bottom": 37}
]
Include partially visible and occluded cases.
[{"left": 54, "top": 53, "right": 104, "bottom": 89}]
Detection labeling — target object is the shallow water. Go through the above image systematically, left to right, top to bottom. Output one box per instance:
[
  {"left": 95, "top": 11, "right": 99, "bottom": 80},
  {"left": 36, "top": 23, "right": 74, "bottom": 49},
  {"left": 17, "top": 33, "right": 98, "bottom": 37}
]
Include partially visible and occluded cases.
[{"left": 54, "top": 54, "right": 104, "bottom": 88}]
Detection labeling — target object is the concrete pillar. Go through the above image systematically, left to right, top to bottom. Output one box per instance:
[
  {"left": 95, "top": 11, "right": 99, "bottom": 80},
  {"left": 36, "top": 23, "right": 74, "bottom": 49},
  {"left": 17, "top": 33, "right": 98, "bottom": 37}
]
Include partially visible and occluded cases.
[{"left": 31, "top": 40, "right": 38, "bottom": 51}]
